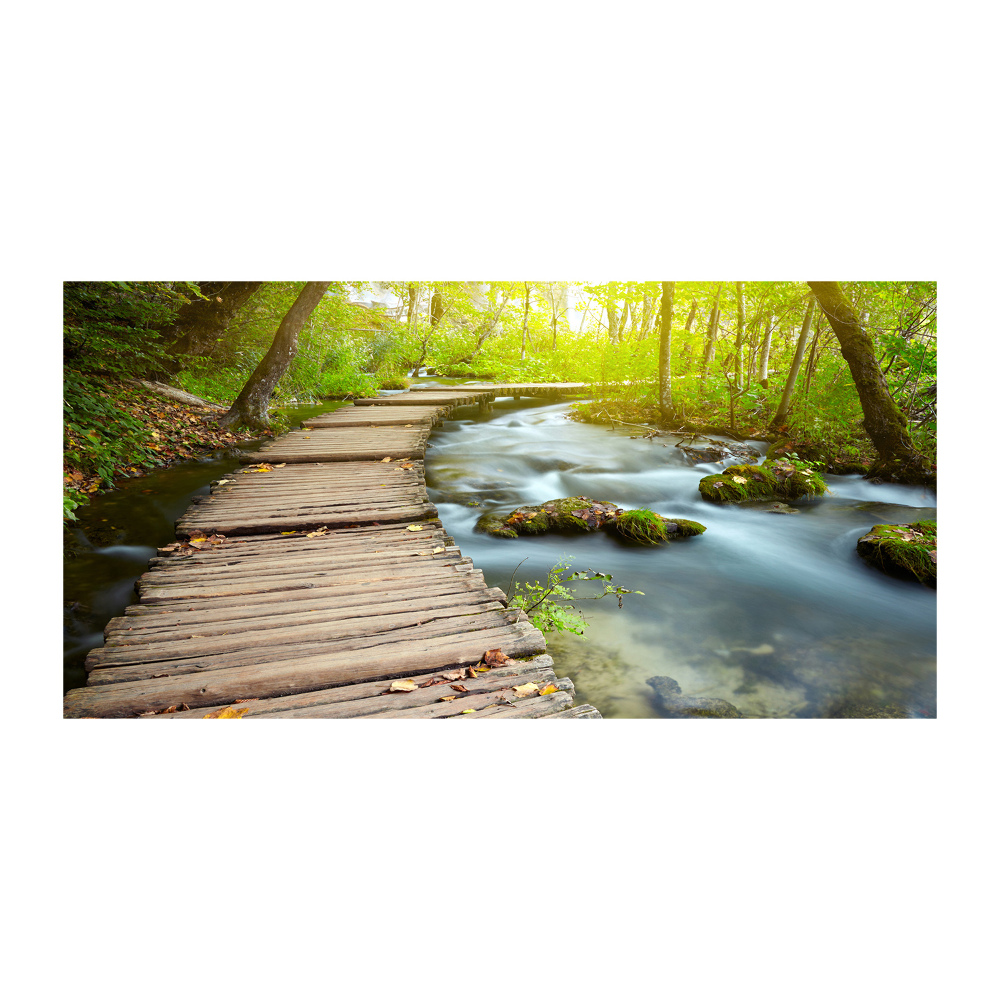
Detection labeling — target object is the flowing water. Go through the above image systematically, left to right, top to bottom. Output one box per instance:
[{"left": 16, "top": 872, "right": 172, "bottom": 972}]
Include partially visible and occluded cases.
[
  {"left": 64, "top": 388, "right": 936, "bottom": 717},
  {"left": 423, "top": 393, "right": 937, "bottom": 719}
]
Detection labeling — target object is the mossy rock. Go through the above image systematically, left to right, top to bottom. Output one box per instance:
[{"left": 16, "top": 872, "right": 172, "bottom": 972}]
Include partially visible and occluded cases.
[
  {"left": 699, "top": 459, "right": 827, "bottom": 504},
  {"left": 473, "top": 512, "right": 518, "bottom": 539},
  {"left": 856, "top": 519, "right": 936, "bottom": 588},
  {"left": 646, "top": 676, "right": 743, "bottom": 718},
  {"left": 827, "top": 698, "right": 911, "bottom": 719}
]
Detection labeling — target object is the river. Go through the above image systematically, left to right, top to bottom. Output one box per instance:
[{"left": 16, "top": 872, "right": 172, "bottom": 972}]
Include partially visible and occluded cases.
[{"left": 64, "top": 387, "right": 936, "bottom": 717}]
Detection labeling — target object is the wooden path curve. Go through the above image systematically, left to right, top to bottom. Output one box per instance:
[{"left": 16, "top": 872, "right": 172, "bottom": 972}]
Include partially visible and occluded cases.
[{"left": 63, "top": 384, "right": 603, "bottom": 719}]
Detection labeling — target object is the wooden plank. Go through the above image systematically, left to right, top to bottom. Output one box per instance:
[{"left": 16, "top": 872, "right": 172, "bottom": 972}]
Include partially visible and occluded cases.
[
  {"left": 176, "top": 503, "right": 437, "bottom": 536},
  {"left": 85, "top": 613, "right": 538, "bottom": 681},
  {"left": 65, "top": 629, "right": 548, "bottom": 717},
  {"left": 144, "top": 655, "right": 557, "bottom": 717},
  {"left": 204, "top": 667, "right": 562, "bottom": 719},
  {"left": 363, "top": 685, "right": 574, "bottom": 720},
  {"left": 544, "top": 704, "right": 603, "bottom": 719}
]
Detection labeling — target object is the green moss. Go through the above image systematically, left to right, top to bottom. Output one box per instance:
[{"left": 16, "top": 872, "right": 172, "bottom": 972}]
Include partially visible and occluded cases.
[
  {"left": 699, "top": 459, "right": 828, "bottom": 504},
  {"left": 614, "top": 508, "right": 669, "bottom": 544},
  {"left": 474, "top": 512, "right": 518, "bottom": 539},
  {"left": 665, "top": 518, "right": 707, "bottom": 537},
  {"left": 856, "top": 519, "right": 936, "bottom": 587}
]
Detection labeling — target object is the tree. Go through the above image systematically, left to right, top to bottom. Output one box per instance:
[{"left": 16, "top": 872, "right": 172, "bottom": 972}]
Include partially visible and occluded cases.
[
  {"left": 165, "top": 281, "right": 263, "bottom": 361},
  {"left": 806, "top": 281, "right": 925, "bottom": 476},
  {"left": 220, "top": 282, "right": 331, "bottom": 430},
  {"left": 520, "top": 282, "right": 531, "bottom": 360},
  {"left": 658, "top": 282, "right": 675, "bottom": 421},
  {"left": 734, "top": 282, "right": 745, "bottom": 390},
  {"left": 700, "top": 284, "right": 723, "bottom": 386},
  {"left": 770, "top": 293, "right": 816, "bottom": 431}
]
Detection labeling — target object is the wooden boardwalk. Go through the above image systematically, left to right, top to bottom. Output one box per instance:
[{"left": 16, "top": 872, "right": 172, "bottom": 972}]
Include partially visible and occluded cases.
[{"left": 63, "top": 385, "right": 603, "bottom": 719}]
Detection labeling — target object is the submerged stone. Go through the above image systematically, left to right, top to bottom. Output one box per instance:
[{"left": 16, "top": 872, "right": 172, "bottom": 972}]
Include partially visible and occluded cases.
[
  {"left": 698, "top": 458, "right": 827, "bottom": 504},
  {"left": 856, "top": 519, "right": 936, "bottom": 588},
  {"left": 646, "top": 675, "right": 743, "bottom": 718}
]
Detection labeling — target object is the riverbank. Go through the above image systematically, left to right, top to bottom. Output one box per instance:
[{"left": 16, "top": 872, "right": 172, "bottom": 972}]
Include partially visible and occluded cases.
[{"left": 63, "top": 380, "right": 274, "bottom": 522}]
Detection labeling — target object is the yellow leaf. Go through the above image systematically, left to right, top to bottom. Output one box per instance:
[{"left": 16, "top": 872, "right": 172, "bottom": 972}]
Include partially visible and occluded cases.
[
  {"left": 381, "top": 456, "right": 392, "bottom": 463},
  {"left": 274, "top": 463, "right": 286, "bottom": 468},
  {"left": 730, "top": 475, "right": 748, "bottom": 484},
  {"left": 216, "top": 479, "right": 233, "bottom": 485},
  {"left": 405, "top": 524, "right": 423, "bottom": 531},
  {"left": 306, "top": 526, "right": 329, "bottom": 538},
  {"left": 280, "top": 531, "right": 298, "bottom": 535},
  {"left": 432, "top": 546, "right": 445, "bottom": 554},
  {"left": 389, "top": 679, "right": 416, "bottom": 692},
  {"left": 512, "top": 682, "right": 539, "bottom": 698},
  {"left": 538, "top": 684, "right": 559, "bottom": 696},
  {"left": 439, "top": 695, "right": 457, "bottom": 702},
  {"left": 202, "top": 705, "right": 250, "bottom": 719},
  {"left": 461, "top": 708, "right": 477, "bottom": 714}
]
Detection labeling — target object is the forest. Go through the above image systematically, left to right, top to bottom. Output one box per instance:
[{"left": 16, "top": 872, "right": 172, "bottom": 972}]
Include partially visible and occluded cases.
[{"left": 63, "top": 279, "right": 937, "bottom": 522}]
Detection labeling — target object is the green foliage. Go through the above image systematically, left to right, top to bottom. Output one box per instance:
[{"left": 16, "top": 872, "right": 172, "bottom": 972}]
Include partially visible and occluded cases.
[{"left": 507, "top": 558, "right": 643, "bottom": 635}]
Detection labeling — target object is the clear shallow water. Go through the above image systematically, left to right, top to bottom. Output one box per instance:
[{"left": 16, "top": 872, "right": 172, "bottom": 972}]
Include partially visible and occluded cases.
[{"left": 424, "top": 395, "right": 937, "bottom": 719}]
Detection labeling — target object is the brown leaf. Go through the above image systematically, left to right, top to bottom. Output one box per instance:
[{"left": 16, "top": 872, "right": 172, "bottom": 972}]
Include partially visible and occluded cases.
[
  {"left": 483, "top": 648, "right": 513, "bottom": 667},
  {"left": 440, "top": 670, "right": 464, "bottom": 681},
  {"left": 512, "top": 682, "right": 540, "bottom": 698},
  {"left": 450, "top": 684, "right": 469, "bottom": 693},
  {"left": 439, "top": 695, "right": 457, "bottom": 702},
  {"left": 202, "top": 705, "right": 250, "bottom": 719}
]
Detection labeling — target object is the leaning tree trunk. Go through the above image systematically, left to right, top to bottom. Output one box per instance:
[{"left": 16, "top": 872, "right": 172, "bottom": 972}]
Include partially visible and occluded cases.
[
  {"left": 166, "top": 281, "right": 263, "bottom": 360},
  {"left": 219, "top": 281, "right": 331, "bottom": 430},
  {"left": 807, "top": 281, "right": 925, "bottom": 475},
  {"left": 658, "top": 282, "right": 676, "bottom": 422},
  {"left": 406, "top": 283, "right": 417, "bottom": 327},
  {"left": 430, "top": 286, "right": 445, "bottom": 327},
  {"left": 770, "top": 294, "right": 816, "bottom": 431}
]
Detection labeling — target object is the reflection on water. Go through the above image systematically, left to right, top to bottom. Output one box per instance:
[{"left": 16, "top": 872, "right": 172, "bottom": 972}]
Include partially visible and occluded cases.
[{"left": 424, "top": 395, "right": 937, "bottom": 719}]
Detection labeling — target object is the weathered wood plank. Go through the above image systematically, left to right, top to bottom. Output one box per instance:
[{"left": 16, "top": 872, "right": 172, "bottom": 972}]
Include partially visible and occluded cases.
[
  {"left": 85, "top": 614, "right": 538, "bottom": 680},
  {"left": 66, "top": 630, "right": 548, "bottom": 717},
  {"left": 144, "top": 655, "right": 557, "bottom": 717}
]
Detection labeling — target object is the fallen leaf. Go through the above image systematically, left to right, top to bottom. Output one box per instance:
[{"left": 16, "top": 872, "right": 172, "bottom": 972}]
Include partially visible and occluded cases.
[
  {"left": 404, "top": 423, "right": 413, "bottom": 427},
  {"left": 381, "top": 456, "right": 392, "bottom": 463},
  {"left": 274, "top": 463, "right": 286, "bottom": 468},
  {"left": 730, "top": 475, "right": 748, "bottom": 484},
  {"left": 216, "top": 479, "right": 233, "bottom": 485},
  {"left": 405, "top": 524, "right": 424, "bottom": 531},
  {"left": 306, "top": 526, "right": 329, "bottom": 538},
  {"left": 280, "top": 531, "right": 299, "bottom": 535},
  {"left": 432, "top": 546, "right": 445, "bottom": 554},
  {"left": 930, "top": 551, "right": 937, "bottom": 563},
  {"left": 483, "top": 648, "right": 512, "bottom": 667},
  {"left": 389, "top": 679, "right": 416, "bottom": 692},
  {"left": 512, "top": 682, "right": 540, "bottom": 697},
  {"left": 450, "top": 684, "right": 469, "bottom": 693},
  {"left": 538, "top": 684, "right": 559, "bottom": 696},
  {"left": 440, "top": 695, "right": 457, "bottom": 702},
  {"left": 202, "top": 705, "right": 250, "bottom": 719},
  {"left": 461, "top": 708, "right": 478, "bottom": 714}
]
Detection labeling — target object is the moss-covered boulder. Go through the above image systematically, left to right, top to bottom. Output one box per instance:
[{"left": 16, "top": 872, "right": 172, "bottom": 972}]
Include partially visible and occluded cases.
[
  {"left": 698, "top": 458, "right": 827, "bottom": 504},
  {"left": 475, "top": 497, "right": 707, "bottom": 545},
  {"left": 856, "top": 519, "right": 936, "bottom": 588},
  {"left": 646, "top": 676, "right": 743, "bottom": 718}
]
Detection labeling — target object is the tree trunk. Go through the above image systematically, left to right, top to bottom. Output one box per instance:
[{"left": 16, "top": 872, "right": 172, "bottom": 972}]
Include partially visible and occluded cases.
[
  {"left": 166, "top": 281, "right": 263, "bottom": 359},
  {"left": 807, "top": 281, "right": 925, "bottom": 473},
  {"left": 219, "top": 282, "right": 331, "bottom": 430},
  {"left": 607, "top": 282, "right": 620, "bottom": 344},
  {"left": 658, "top": 282, "right": 676, "bottom": 422},
  {"left": 735, "top": 282, "right": 745, "bottom": 390},
  {"left": 406, "top": 283, "right": 417, "bottom": 326},
  {"left": 520, "top": 283, "right": 530, "bottom": 360},
  {"left": 701, "top": 284, "right": 722, "bottom": 381},
  {"left": 430, "top": 286, "right": 445, "bottom": 327},
  {"left": 639, "top": 290, "right": 652, "bottom": 342},
  {"left": 770, "top": 294, "right": 816, "bottom": 431},
  {"left": 758, "top": 311, "right": 773, "bottom": 386}
]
